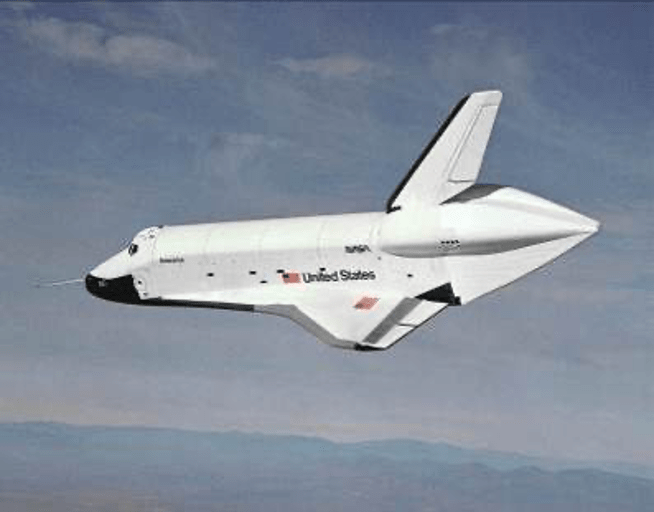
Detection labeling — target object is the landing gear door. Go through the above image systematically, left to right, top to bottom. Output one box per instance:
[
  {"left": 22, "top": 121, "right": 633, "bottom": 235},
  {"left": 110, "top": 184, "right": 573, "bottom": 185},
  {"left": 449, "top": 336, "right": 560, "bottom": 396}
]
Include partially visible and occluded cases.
[
  {"left": 130, "top": 226, "right": 161, "bottom": 300},
  {"left": 133, "top": 274, "right": 150, "bottom": 299}
]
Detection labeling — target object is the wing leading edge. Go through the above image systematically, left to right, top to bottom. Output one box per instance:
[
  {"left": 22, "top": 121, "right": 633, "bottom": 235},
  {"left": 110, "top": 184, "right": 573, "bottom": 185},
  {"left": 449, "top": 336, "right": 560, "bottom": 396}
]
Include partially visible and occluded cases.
[
  {"left": 386, "top": 90, "right": 502, "bottom": 212},
  {"left": 156, "top": 287, "right": 448, "bottom": 351},
  {"left": 258, "top": 292, "right": 448, "bottom": 351}
]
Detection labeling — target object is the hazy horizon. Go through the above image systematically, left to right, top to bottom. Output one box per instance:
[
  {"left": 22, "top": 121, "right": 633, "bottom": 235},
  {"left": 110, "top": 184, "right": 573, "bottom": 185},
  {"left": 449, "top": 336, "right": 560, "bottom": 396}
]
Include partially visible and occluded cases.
[{"left": 1, "top": 421, "right": 651, "bottom": 511}]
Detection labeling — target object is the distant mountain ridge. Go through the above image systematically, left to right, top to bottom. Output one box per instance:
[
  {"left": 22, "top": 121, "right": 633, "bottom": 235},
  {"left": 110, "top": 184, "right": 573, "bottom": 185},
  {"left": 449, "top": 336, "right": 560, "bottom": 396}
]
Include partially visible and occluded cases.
[
  {"left": 2, "top": 421, "right": 650, "bottom": 479},
  {"left": 0, "top": 422, "right": 651, "bottom": 512}
]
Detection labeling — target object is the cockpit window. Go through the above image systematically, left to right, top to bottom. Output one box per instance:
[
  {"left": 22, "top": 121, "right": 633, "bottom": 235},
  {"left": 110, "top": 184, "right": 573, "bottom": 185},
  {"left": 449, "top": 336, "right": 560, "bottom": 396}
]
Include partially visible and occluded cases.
[{"left": 128, "top": 243, "right": 139, "bottom": 256}]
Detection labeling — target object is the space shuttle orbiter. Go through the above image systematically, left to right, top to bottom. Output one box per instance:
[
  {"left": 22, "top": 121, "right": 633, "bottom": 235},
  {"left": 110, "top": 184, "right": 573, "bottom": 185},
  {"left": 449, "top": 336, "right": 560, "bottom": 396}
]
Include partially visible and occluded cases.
[{"left": 86, "top": 91, "right": 599, "bottom": 351}]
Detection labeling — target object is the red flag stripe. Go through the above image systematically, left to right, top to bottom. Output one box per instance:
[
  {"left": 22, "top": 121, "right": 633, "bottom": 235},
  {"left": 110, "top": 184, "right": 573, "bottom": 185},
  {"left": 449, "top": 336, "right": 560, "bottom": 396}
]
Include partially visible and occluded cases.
[
  {"left": 282, "top": 272, "right": 301, "bottom": 284},
  {"left": 354, "top": 297, "right": 379, "bottom": 310}
]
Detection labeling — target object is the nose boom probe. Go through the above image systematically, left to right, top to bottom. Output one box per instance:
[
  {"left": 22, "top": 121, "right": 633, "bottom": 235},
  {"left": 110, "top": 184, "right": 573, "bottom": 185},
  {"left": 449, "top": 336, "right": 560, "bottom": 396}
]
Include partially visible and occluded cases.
[{"left": 35, "top": 278, "right": 85, "bottom": 288}]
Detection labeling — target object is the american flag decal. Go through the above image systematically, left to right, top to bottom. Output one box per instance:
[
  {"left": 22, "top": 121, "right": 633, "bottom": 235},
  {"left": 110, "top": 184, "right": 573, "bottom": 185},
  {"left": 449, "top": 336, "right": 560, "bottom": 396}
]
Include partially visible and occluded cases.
[
  {"left": 282, "top": 272, "right": 301, "bottom": 284},
  {"left": 354, "top": 296, "right": 379, "bottom": 310}
]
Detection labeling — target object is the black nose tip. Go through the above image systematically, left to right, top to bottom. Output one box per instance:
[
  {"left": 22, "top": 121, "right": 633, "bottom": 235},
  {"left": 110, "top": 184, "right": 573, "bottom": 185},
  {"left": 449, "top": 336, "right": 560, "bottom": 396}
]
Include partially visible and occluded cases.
[
  {"left": 85, "top": 273, "right": 141, "bottom": 304},
  {"left": 85, "top": 273, "right": 104, "bottom": 298}
]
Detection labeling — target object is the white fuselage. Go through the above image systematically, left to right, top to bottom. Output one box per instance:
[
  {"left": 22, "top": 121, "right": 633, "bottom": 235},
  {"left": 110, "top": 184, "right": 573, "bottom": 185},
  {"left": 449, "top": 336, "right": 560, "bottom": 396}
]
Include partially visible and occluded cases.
[
  {"left": 84, "top": 90, "right": 600, "bottom": 351},
  {"left": 87, "top": 186, "right": 598, "bottom": 313}
]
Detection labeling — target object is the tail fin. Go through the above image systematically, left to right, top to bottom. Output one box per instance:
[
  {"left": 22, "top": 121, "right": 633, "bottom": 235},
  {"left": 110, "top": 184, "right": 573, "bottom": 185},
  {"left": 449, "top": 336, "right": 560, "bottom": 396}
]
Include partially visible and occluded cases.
[{"left": 386, "top": 90, "right": 502, "bottom": 212}]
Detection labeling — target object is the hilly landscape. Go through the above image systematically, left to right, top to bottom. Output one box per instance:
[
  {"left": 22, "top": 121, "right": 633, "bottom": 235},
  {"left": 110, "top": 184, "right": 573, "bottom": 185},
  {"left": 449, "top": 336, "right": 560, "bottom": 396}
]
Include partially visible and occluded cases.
[{"left": 0, "top": 423, "right": 651, "bottom": 511}]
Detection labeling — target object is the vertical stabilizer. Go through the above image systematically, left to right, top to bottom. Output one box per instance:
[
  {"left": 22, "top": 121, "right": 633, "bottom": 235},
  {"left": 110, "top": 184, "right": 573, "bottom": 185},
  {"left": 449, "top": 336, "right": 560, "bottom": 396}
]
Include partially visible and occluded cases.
[{"left": 387, "top": 90, "right": 502, "bottom": 212}]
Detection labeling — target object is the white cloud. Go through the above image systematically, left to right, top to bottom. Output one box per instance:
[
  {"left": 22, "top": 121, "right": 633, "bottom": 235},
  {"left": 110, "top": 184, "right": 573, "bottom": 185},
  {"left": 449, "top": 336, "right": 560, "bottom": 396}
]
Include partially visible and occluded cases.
[
  {"left": 1, "top": 1, "right": 35, "bottom": 12},
  {"left": 19, "top": 17, "right": 215, "bottom": 77},
  {"left": 431, "top": 22, "right": 490, "bottom": 39},
  {"left": 430, "top": 23, "right": 460, "bottom": 37},
  {"left": 429, "top": 25, "right": 534, "bottom": 93},
  {"left": 276, "top": 53, "right": 384, "bottom": 79},
  {"left": 208, "top": 132, "right": 281, "bottom": 179}
]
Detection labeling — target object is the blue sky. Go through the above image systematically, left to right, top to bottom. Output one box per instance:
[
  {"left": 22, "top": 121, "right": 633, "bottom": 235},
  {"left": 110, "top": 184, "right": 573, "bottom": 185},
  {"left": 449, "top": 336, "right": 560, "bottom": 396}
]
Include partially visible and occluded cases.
[{"left": 0, "top": 2, "right": 651, "bottom": 466}]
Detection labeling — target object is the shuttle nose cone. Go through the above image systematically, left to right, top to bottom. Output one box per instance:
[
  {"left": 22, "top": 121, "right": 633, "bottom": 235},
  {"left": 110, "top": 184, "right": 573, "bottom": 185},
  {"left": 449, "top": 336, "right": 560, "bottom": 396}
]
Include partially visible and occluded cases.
[{"left": 85, "top": 273, "right": 141, "bottom": 304}]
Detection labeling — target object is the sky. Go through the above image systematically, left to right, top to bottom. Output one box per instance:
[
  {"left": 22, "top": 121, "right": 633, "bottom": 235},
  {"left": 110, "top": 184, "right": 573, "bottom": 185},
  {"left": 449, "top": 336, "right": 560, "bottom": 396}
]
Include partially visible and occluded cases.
[{"left": 0, "top": 2, "right": 651, "bottom": 467}]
